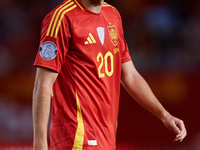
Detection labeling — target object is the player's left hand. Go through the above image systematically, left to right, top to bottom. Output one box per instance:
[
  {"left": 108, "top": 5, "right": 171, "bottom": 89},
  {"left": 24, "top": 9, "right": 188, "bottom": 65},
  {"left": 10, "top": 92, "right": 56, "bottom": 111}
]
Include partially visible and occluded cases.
[{"left": 162, "top": 114, "right": 187, "bottom": 142}]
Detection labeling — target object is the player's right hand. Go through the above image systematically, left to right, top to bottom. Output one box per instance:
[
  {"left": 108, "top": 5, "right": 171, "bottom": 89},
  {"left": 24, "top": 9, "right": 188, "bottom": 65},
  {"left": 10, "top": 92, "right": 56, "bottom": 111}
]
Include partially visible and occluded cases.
[{"left": 162, "top": 114, "right": 187, "bottom": 142}]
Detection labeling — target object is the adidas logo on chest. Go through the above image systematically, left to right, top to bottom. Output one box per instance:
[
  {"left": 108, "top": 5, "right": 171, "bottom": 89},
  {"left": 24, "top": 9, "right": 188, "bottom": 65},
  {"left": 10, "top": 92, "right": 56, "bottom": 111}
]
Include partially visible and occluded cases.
[
  {"left": 84, "top": 27, "right": 105, "bottom": 46},
  {"left": 84, "top": 33, "right": 96, "bottom": 45}
]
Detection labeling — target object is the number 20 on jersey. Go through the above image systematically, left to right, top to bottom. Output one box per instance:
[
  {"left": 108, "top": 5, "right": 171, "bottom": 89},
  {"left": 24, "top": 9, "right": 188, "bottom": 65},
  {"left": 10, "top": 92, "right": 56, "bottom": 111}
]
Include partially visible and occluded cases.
[{"left": 97, "top": 51, "right": 114, "bottom": 78}]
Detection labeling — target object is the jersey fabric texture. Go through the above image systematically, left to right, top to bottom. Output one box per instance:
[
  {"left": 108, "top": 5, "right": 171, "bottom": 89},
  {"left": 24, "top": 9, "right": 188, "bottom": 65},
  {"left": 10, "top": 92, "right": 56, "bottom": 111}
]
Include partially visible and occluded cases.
[{"left": 34, "top": 0, "right": 131, "bottom": 149}]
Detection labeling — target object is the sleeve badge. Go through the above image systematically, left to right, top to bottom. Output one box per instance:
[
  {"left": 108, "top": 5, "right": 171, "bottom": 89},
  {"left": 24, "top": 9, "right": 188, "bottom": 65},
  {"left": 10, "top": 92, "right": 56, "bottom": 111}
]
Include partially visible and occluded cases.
[{"left": 39, "top": 41, "right": 58, "bottom": 60}]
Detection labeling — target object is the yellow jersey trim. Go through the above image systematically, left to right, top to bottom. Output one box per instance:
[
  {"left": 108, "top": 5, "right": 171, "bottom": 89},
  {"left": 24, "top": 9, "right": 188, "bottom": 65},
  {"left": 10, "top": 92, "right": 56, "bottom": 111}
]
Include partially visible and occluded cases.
[
  {"left": 46, "top": 0, "right": 77, "bottom": 38},
  {"left": 46, "top": 0, "right": 71, "bottom": 36},
  {"left": 74, "top": 0, "right": 84, "bottom": 10},
  {"left": 51, "top": 1, "right": 75, "bottom": 37},
  {"left": 102, "top": 2, "right": 115, "bottom": 8},
  {"left": 54, "top": 4, "right": 77, "bottom": 38},
  {"left": 51, "top": 89, "right": 54, "bottom": 97},
  {"left": 72, "top": 91, "right": 84, "bottom": 150}
]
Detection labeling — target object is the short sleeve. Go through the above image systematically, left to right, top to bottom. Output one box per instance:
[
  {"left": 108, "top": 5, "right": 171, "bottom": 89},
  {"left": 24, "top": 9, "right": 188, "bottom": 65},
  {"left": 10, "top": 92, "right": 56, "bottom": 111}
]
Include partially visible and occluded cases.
[
  {"left": 34, "top": 11, "right": 71, "bottom": 73},
  {"left": 116, "top": 11, "right": 132, "bottom": 64},
  {"left": 121, "top": 37, "right": 132, "bottom": 63}
]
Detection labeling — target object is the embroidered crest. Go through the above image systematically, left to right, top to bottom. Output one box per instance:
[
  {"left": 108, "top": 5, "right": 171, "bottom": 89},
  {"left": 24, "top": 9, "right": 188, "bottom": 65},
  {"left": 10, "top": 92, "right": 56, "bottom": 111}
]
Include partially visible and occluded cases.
[
  {"left": 107, "top": 25, "right": 118, "bottom": 46},
  {"left": 39, "top": 41, "right": 57, "bottom": 60}
]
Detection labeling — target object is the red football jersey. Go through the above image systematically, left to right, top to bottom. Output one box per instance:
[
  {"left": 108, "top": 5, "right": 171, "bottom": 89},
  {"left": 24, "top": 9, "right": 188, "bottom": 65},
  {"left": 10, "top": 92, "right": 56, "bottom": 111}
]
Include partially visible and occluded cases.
[{"left": 34, "top": 0, "right": 131, "bottom": 149}]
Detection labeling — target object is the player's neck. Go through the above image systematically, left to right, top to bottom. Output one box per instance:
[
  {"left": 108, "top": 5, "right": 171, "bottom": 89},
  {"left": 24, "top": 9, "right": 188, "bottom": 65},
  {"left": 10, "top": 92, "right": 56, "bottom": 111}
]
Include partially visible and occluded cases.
[{"left": 79, "top": 0, "right": 104, "bottom": 14}]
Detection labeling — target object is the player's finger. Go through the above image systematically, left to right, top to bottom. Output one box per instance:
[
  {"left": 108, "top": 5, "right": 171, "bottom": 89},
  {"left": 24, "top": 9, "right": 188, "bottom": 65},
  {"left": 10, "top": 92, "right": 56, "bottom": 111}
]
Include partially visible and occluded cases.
[
  {"left": 175, "top": 119, "right": 185, "bottom": 133},
  {"left": 177, "top": 120, "right": 186, "bottom": 136},
  {"left": 177, "top": 120, "right": 185, "bottom": 131},
  {"left": 174, "top": 122, "right": 187, "bottom": 142},
  {"left": 171, "top": 123, "right": 181, "bottom": 134},
  {"left": 179, "top": 127, "right": 186, "bottom": 138},
  {"left": 174, "top": 131, "right": 186, "bottom": 142}
]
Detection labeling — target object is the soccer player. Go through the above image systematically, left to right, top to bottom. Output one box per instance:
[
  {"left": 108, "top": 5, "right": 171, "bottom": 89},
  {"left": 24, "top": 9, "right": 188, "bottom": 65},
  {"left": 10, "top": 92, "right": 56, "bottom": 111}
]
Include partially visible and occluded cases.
[{"left": 32, "top": 0, "right": 187, "bottom": 149}]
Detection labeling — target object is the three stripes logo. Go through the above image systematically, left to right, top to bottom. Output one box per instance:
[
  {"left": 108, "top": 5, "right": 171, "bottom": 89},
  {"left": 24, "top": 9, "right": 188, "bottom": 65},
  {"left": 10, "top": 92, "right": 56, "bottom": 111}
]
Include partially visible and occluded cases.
[
  {"left": 46, "top": 0, "right": 83, "bottom": 38},
  {"left": 84, "top": 33, "right": 96, "bottom": 45}
]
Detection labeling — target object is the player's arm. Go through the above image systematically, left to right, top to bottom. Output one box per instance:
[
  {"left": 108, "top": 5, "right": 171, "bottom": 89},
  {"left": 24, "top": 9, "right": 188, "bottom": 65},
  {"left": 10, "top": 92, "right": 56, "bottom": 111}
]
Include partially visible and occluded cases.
[
  {"left": 121, "top": 60, "right": 187, "bottom": 142},
  {"left": 32, "top": 67, "right": 58, "bottom": 150}
]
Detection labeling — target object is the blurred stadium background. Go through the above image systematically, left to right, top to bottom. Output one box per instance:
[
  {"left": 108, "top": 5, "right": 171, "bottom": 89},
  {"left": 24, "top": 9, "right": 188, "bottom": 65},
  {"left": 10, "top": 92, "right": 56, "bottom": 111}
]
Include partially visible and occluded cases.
[{"left": 0, "top": 0, "right": 199, "bottom": 149}]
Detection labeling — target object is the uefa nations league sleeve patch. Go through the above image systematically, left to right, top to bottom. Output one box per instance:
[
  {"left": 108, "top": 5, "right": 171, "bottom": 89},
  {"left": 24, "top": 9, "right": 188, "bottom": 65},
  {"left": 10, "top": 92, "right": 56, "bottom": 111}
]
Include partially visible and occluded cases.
[{"left": 39, "top": 41, "right": 58, "bottom": 60}]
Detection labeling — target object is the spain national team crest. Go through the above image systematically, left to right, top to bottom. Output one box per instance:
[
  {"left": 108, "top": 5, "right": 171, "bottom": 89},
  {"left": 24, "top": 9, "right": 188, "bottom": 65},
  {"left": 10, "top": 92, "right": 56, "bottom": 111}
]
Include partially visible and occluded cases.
[{"left": 107, "top": 25, "right": 118, "bottom": 46}]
